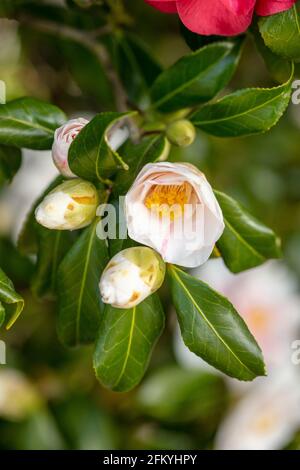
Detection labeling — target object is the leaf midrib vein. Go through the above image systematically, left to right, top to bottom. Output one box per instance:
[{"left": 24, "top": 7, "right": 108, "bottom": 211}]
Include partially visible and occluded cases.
[
  {"left": 152, "top": 48, "right": 229, "bottom": 108},
  {"left": 193, "top": 90, "right": 287, "bottom": 125},
  {"left": 0, "top": 116, "right": 54, "bottom": 135},
  {"left": 223, "top": 217, "right": 265, "bottom": 261},
  {"left": 75, "top": 225, "right": 95, "bottom": 344},
  {"left": 171, "top": 266, "right": 255, "bottom": 376},
  {"left": 113, "top": 306, "right": 136, "bottom": 387}
]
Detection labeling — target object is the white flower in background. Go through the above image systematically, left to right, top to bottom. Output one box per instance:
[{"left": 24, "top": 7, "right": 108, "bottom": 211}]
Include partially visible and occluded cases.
[
  {"left": 52, "top": 117, "right": 89, "bottom": 178},
  {"left": 107, "top": 125, "right": 130, "bottom": 152},
  {"left": 0, "top": 149, "right": 59, "bottom": 241},
  {"left": 124, "top": 162, "right": 224, "bottom": 268},
  {"left": 35, "top": 179, "right": 99, "bottom": 230},
  {"left": 99, "top": 247, "right": 166, "bottom": 309},
  {"left": 174, "top": 259, "right": 300, "bottom": 375},
  {"left": 0, "top": 369, "right": 41, "bottom": 420},
  {"left": 215, "top": 369, "right": 300, "bottom": 450}
]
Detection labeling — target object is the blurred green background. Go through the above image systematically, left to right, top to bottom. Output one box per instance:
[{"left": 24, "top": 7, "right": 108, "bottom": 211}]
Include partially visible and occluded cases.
[{"left": 0, "top": 0, "right": 300, "bottom": 450}]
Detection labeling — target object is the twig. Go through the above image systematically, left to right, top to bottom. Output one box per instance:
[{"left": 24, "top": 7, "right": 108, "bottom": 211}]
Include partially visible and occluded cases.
[
  {"left": 19, "top": 16, "right": 128, "bottom": 112},
  {"left": 89, "top": 24, "right": 112, "bottom": 38}
]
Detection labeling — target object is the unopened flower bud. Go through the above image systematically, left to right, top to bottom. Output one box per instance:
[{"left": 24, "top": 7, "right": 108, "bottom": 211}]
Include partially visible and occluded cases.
[
  {"left": 52, "top": 118, "right": 89, "bottom": 178},
  {"left": 166, "top": 119, "right": 196, "bottom": 147},
  {"left": 35, "top": 179, "right": 99, "bottom": 230},
  {"left": 99, "top": 247, "right": 166, "bottom": 309}
]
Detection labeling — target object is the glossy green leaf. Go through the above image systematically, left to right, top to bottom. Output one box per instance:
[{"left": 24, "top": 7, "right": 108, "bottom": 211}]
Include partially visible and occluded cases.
[
  {"left": 259, "top": 3, "right": 300, "bottom": 61},
  {"left": 252, "top": 24, "right": 292, "bottom": 84},
  {"left": 109, "top": 32, "right": 162, "bottom": 107},
  {"left": 150, "top": 40, "right": 243, "bottom": 112},
  {"left": 191, "top": 76, "right": 292, "bottom": 137},
  {"left": 0, "top": 97, "right": 66, "bottom": 150},
  {"left": 69, "top": 112, "right": 132, "bottom": 181},
  {"left": 113, "top": 135, "right": 169, "bottom": 196},
  {"left": 0, "top": 145, "right": 22, "bottom": 186},
  {"left": 214, "top": 190, "right": 281, "bottom": 273},
  {"left": 57, "top": 219, "right": 109, "bottom": 347},
  {"left": 31, "top": 227, "right": 75, "bottom": 298},
  {"left": 169, "top": 265, "right": 266, "bottom": 381},
  {"left": 0, "top": 267, "right": 24, "bottom": 329},
  {"left": 93, "top": 294, "right": 165, "bottom": 392},
  {"left": 0, "top": 302, "right": 5, "bottom": 328},
  {"left": 137, "top": 365, "right": 227, "bottom": 423}
]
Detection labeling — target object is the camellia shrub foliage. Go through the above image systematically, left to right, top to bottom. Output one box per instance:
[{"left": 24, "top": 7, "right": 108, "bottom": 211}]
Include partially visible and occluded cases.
[{"left": 0, "top": 0, "right": 300, "bottom": 392}]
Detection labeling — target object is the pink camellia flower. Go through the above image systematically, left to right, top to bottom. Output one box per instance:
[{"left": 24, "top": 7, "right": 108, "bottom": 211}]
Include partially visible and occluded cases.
[
  {"left": 145, "top": 0, "right": 296, "bottom": 36},
  {"left": 52, "top": 118, "right": 89, "bottom": 178},
  {"left": 124, "top": 162, "right": 224, "bottom": 268}
]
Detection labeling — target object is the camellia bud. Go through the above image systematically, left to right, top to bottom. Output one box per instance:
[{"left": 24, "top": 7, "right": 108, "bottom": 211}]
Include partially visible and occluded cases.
[
  {"left": 52, "top": 118, "right": 89, "bottom": 178},
  {"left": 52, "top": 119, "right": 130, "bottom": 178},
  {"left": 166, "top": 119, "right": 196, "bottom": 147},
  {"left": 35, "top": 179, "right": 99, "bottom": 230},
  {"left": 99, "top": 247, "right": 166, "bottom": 309}
]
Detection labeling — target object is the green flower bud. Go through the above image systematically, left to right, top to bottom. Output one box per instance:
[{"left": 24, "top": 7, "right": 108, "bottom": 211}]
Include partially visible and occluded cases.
[
  {"left": 166, "top": 119, "right": 196, "bottom": 147},
  {"left": 35, "top": 179, "right": 99, "bottom": 230},
  {"left": 100, "top": 247, "right": 166, "bottom": 309}
]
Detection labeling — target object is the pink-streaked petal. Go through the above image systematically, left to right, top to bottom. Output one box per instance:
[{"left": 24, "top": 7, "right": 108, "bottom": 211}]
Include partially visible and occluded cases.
[
  {"left": 144, "top": 0, "right": 178, "bottom": 13},
  {"left": 176, "top": 0, "right": 256, "bottom": 36},
  {"left": 255, "top": 0, "right": 296, "bottom": 16}
]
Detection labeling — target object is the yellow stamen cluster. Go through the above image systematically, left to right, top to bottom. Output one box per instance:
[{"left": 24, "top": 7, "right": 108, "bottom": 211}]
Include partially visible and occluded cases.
[{"left": 144, "top": 182, "right": 192, "bottom": 219}]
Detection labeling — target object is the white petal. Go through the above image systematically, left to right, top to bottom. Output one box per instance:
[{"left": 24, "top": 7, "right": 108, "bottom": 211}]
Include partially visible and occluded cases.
[
  {"left": 125, "top": 162, "right": 225, "bottom": 268},
  {"left": 35, "top": 191, "right": 72, "bottom": 229},
  {"left": 215, "top": 370, "right": 300, "bottom": 450}
]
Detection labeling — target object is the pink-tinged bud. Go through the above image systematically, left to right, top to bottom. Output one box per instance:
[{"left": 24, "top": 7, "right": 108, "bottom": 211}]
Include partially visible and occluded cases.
[{"left": 52, "top": 118, "right": 89, "bottom": 178}]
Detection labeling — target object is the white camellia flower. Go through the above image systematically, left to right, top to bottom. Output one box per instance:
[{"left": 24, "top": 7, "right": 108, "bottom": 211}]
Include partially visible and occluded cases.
[
  {"left": 52, "top": 117, "right": 89, "bottom": 178},
  {"left": 52, "top": 118, "right": 130, "bottom": 178},
  {"left": 124, "top": 162, "right": 224, "bottom": 268},
  {"left": 35, "top": 179, "right": 99, "bottom": 230},
  {"left": 99, "top": 246, "right": 166, "bottom": 309},
  {"left": 174, "top": 259, "right": 300, "bottom": 377},
  {"left": 215, "top": 369, "right": 300, "bottom": 450}
]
